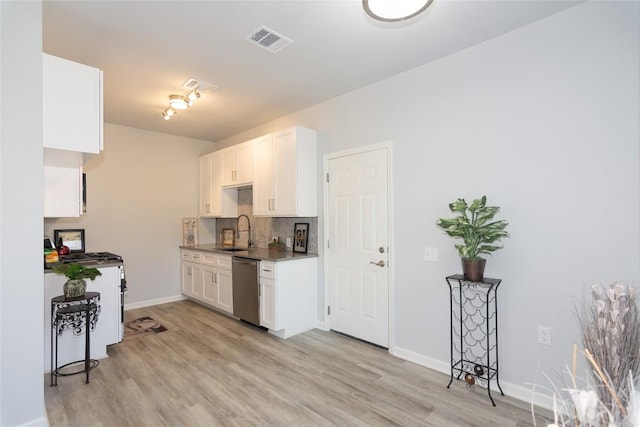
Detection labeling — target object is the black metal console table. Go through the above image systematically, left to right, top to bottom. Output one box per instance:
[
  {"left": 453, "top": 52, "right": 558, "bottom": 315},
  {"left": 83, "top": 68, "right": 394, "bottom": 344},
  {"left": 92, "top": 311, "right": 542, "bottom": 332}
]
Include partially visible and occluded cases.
[
  {"left": 446, "top": 275, "right": 504, "bottom": 406},
  {"left": 50, "top": 292, "right": 101, "bottom": 386}
]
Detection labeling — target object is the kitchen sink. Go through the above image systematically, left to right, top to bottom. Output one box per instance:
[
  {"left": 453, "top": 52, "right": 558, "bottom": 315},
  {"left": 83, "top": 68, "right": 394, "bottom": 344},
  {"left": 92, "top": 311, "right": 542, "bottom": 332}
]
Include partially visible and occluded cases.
[{"left": 218, "top": 247, "right": 249, "bottom": 252}]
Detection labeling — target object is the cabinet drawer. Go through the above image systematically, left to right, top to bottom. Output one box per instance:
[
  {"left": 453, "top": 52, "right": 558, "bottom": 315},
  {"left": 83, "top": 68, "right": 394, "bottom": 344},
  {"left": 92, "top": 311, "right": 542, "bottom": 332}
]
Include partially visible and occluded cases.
[
  {"left": 183, "top": 251, "right": 201, "bottom": 262},
  {"left": 201, "top": 254, "right": 216, "bottom": 265},
  {"left": 216, "top": 255, "right": 232, "bottom": 270},
  {"left": 259, "top": 261, "right": 276, "bottom": 279}
]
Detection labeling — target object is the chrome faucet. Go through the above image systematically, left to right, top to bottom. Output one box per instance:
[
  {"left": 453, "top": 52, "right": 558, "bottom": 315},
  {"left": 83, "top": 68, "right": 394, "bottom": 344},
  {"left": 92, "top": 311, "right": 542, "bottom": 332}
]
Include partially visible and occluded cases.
[{"left": 237, "top": 214, "right": 252, "bottom": 248}]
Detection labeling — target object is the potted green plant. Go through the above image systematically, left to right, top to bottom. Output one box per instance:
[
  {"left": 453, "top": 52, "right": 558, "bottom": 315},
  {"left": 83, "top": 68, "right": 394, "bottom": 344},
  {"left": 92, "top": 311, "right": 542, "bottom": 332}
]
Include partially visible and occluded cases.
[
  {"left": 436, "top": 195, "right": 509, "bottom": 281},
  {"left": 268, "top": 237, "right": 286, "bottom": 252},
  {"left": 52, "top": 263, "right": 102, "bottom": 298}
]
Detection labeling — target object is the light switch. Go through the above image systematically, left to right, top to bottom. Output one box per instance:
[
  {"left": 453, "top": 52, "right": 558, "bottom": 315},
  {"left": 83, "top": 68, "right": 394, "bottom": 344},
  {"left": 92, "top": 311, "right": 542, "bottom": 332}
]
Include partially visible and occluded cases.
[
  {"left": 286, "top": 237, "right": 292, "bottom": 248},
  {"left": 424, "top": 247, "right": 439, "bottom": 262}
]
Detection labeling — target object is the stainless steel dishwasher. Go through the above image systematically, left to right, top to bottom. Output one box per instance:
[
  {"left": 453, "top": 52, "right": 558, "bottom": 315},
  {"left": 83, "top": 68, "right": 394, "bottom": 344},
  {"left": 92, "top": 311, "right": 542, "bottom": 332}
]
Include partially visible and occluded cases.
[{"left": 232, "top": 256, "right": 260, "bottom": 326}]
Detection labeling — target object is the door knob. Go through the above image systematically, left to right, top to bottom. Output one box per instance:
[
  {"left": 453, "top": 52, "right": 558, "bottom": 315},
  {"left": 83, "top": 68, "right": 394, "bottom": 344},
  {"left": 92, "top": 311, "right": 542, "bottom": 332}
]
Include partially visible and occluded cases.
[{"left": 370, "top": 260, "right": 385, "bottom": 267}]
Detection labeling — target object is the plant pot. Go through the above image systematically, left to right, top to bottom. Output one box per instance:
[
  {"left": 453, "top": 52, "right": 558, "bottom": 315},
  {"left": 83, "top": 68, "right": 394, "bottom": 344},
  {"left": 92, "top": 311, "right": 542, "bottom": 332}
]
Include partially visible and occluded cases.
[
  {"left": 462, "top": 258, "right": 486, "bottom": 282},
  {"left": 63, "top": 279, "right": 86, "bottom": 298}
]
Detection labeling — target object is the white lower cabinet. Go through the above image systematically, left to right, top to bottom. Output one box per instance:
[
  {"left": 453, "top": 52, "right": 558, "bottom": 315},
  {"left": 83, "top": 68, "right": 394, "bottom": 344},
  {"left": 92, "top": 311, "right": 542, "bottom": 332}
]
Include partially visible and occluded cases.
[
  {"left": 181, "top": 250, "right": 233, "bottom": 314},
  {"left": 259, "top": 258, "right": 317, "bottom": 338},
  {"left": 202, "top": 266, "right": 233, "bottom": 313},
  {"left": 259, "top": 276, "right": 276, "bottom": 330}
]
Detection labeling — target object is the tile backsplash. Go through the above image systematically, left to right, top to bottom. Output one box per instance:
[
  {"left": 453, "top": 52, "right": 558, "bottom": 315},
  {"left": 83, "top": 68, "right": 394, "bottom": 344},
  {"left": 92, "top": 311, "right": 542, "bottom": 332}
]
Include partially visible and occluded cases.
[{"left": 216, "top": 188, "right": 318, "bottom": 253}]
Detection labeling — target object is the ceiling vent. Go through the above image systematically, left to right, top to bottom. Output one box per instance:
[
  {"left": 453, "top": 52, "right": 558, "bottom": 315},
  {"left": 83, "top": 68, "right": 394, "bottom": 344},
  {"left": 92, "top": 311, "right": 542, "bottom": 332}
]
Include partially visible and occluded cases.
[{"left": 246, "top": 26, "right": 293, "bottom": 53}]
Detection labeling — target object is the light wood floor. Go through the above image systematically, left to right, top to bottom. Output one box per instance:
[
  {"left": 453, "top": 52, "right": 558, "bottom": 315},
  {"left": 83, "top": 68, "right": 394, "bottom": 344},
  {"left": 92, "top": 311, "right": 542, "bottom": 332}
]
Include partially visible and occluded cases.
[{"left": 45, "top": 300, "right": 549, "bottom": 426}]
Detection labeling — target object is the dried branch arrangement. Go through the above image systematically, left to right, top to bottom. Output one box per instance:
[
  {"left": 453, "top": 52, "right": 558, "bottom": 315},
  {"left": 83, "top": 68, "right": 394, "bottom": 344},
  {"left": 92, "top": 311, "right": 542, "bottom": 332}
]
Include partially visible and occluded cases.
[
  {"left": 537, "top": 282, "right": 639, "bottom": 426},
  {"left": 581, "top": 283, "right": 639, "bottom": 414}
]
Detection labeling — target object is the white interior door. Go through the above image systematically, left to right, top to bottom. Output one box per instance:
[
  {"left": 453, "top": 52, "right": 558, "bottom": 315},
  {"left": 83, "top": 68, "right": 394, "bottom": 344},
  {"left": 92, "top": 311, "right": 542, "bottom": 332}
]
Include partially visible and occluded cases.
[{"left": 328, "top": 147, "right": 389, "bottom": 347}]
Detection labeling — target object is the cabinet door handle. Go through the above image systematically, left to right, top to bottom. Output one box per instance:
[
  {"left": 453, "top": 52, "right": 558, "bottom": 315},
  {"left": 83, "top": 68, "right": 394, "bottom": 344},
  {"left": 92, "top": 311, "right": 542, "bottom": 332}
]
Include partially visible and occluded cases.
[{"left": 215, "top": 272, "right": 219, "bottom": 284}]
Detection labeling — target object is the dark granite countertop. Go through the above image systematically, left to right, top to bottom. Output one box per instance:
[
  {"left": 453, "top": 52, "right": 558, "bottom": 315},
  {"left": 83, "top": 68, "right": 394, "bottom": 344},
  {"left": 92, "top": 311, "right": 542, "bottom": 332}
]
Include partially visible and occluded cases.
[{"left": 180, "top": 244, "right": 318, "bottom": 262}]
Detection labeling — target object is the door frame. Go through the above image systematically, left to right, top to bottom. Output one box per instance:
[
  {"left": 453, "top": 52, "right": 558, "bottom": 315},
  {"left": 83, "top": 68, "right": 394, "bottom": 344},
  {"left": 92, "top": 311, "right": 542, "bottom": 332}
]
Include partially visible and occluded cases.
[{"left": 322, "top": 141, "right": 395, "bottom": 350}]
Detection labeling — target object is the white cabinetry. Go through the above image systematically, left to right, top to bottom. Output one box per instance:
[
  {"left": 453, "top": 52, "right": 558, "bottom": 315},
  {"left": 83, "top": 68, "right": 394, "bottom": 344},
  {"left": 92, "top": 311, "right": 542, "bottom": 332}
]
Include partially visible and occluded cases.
[
  {"left": 43, "top": 53, "right": 103, "bottom": 154},
  {"left": 43, "top": 53, "right": 103, "bottom": 218},
  {"left": 252, "top": 126, "right": 317, "bottom": 217},
  {"left": 221, "top": 141, "right": 253, "bottom": 187},
  {"left": 44, "top": 150, "right": 83, "bottom": 218},
  {"left": 199, "top": 152, "right": 237, "bottom": 218},
  {"left": 198, "top": 154, "right": 212, "bottom": 217},
  {"left": 181, "top": 249, "right": 233, "bottom": 314},
  {"left": 182, "top": 251, "right": 204, "bottom": 299},
  {"left": 201, "top": 253, "right": 233, "bottom": 313},
  {"left": 259, "top": 258, "right": 317, "bottom": 338},
  {"left": 44, "top": 265, "right": 122, "bottom": 371}
]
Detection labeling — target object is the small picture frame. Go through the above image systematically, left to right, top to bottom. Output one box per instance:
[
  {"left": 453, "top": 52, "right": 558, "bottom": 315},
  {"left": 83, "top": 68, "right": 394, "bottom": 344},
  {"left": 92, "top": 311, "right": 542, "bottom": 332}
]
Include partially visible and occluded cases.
[
  {"left": 182, "top": 218, "right": 198, "bottom": 245},
  {"left": 293, "top": 223, "right": 309, "bottom": 254},
  {"left": 222, "top": 228, "right": 235, "bottom": 246},
  {"left": 53, "top": 229, "right": 86, "bottom": 253}
]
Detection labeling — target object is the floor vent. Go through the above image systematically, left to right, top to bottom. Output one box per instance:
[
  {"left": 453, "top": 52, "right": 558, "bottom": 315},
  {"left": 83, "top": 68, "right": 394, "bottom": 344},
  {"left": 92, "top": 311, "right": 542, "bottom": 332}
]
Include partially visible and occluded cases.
[{"left": 246, "top": 26, "right": 293, "bottom": 53}]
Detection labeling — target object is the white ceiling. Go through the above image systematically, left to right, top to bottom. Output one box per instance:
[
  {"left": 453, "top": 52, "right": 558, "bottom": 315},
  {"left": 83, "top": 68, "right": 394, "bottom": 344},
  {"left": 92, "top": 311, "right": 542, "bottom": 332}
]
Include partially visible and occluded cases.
[{"left": 43, "top": 0, "right": 580, "bottom": 142}]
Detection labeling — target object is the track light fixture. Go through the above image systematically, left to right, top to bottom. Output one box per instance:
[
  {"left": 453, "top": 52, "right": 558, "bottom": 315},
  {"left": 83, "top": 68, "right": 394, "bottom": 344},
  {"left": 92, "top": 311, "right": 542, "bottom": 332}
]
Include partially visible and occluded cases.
[
  {"left": 161, "top": 88, "right": 201, "bottom": 120},
  {"left": 162, "top": 107, "right": 177, "bottom": 120}
]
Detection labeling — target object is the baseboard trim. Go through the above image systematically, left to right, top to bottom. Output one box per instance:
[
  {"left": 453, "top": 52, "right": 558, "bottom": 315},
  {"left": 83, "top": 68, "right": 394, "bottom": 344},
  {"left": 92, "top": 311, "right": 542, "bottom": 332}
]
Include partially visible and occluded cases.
[
  {"left": 124, "top": 294, "right": 186, "bottom": 310},
  {"left": 315, "top": 320, "right": 329, "bottom": 331},
  {"left": 391, "top": 345, "right": 553, "bottom": 411}
]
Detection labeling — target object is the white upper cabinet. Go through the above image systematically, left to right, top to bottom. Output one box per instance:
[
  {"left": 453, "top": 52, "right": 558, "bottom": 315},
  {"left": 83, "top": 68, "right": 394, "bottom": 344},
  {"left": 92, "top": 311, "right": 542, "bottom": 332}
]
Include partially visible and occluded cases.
[
  {"left": 43, "top": 53, "right": 103, "bottom": 154},
  {"left": 252, "top": 126, "right": 317, "bottom": 217},
  {"left": 251, "top": 134, "right": 275, "bottom": 215},
  {"left": 221, "top": 141, "right": 253, "bottom": 187},
  {"left": 44, "top": 148, "right": 84, "bottom": 218},
  {"left": 199, "top": 152, "right": 237, "bottom": 218},
  {"left": 199, "top": 154, "right": 213, "bottom": 217}
]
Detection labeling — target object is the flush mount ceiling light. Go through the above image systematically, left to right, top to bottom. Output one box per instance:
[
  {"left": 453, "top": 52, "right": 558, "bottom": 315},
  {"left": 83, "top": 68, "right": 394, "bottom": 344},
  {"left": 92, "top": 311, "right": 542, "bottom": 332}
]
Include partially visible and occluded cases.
[{"left": 363, "top": 0, "right": 433, "bottom": 22}]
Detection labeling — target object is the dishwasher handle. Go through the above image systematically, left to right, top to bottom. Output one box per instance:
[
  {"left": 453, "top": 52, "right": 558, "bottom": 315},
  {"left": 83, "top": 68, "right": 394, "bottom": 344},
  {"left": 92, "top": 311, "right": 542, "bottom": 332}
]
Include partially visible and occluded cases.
[{"left": 232, "top": 256, "right": 257, "bottom": 265}]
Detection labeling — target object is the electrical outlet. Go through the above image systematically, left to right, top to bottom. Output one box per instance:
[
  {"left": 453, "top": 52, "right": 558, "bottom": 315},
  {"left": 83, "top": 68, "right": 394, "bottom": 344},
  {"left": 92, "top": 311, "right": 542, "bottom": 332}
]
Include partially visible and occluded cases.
[
  {"left": 285, "top": 237, "right": 292, "bottom": 248},
  {"left": 424, "top": 247, "right": 439, "bottom": 262},
  {"left": 538, "top": 326, "right": 552, "bottom": 346}
]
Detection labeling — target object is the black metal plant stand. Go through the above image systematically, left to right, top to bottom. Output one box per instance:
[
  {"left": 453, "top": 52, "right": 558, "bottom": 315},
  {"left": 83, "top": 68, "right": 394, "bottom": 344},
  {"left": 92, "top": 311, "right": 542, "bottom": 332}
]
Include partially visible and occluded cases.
[
  {"left": 446, "top": 275, "right": 504, "bottom": 406},
  {"left": 50, "top": 292, "right": 101, "bottom": 386}
]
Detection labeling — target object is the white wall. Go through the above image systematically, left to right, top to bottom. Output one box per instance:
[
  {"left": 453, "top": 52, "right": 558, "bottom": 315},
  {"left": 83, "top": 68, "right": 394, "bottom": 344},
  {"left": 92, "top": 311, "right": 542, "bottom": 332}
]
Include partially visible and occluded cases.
[
  {"left": 0, "top": 1, "right": 48, "bottom": 426},
  {"left": 215, "top": 1, "right": 640, "bottom": 405},
  {"left": 45, "top": 124, "right": 216, "bottom": 306}
]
